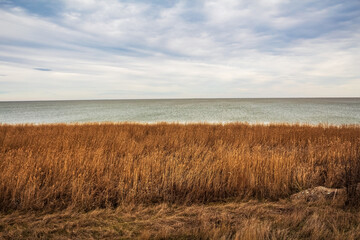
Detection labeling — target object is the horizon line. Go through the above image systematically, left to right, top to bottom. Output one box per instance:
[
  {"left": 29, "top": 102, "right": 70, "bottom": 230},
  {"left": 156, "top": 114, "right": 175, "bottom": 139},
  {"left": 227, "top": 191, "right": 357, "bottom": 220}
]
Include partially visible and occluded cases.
[{"left": 1, "top": 97, "right": 360, "bottom": 102}]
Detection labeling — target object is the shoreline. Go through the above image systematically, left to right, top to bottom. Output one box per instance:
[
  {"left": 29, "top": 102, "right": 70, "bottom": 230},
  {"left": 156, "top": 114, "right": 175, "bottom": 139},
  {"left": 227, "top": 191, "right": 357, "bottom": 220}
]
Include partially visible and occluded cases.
[{"left": 1, "top": 121, "right": 360, "bottom": 127}]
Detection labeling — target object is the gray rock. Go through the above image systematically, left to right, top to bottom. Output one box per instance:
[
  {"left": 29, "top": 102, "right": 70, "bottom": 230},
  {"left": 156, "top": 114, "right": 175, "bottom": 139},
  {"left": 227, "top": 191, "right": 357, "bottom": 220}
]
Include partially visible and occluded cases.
[{"left": 290, "top": 186, "right": 346, "bottom": 202}]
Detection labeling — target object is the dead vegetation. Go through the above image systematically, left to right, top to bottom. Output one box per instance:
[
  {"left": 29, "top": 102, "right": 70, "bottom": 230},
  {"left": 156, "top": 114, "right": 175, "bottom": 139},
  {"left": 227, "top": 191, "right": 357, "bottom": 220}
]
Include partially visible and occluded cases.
[
  {"left": 0, "top": 123, "right": 359, "bottom": 212},
  {"left": 1, "top": 123, "right": 360, "bottom": 239},
  {"left": 1, "top": 200, "right": 360, "bottom": 240}
]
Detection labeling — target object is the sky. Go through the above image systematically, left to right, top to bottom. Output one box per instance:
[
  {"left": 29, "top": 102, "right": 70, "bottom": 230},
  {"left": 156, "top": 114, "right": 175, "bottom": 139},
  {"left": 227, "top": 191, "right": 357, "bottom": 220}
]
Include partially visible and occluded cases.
[{"left": 0, "top": 0, "right": 359, "bottom": 100}]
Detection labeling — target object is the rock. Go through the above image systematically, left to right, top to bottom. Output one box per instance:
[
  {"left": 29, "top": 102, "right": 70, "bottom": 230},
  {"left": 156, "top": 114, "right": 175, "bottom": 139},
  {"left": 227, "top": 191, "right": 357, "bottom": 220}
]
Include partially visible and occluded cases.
[{"left": 290, "top": 186, "right": 346, "bottom": 202}]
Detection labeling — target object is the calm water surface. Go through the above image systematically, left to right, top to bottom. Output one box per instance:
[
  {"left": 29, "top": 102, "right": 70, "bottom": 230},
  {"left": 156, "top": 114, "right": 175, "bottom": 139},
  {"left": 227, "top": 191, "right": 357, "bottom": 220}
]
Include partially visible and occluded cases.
[{"left": 0, "top": 98, "right": 359, "bottom": 125}]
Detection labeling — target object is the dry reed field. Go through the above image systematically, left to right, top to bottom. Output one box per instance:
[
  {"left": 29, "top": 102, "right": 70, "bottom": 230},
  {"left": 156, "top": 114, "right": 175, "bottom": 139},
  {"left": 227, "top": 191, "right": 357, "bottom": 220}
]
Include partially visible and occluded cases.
[{"left": 0, "top": 123, "right": 360, "bottom": 239}]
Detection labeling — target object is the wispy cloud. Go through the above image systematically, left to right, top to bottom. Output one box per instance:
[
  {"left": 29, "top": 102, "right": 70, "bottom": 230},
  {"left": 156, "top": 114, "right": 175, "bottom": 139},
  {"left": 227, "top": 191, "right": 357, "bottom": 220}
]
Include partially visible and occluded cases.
[
  {"left": 0, "top": 0, "right": 359, "bottom": 100},
  {"left": 34, "top": 68, "right": 52, "bottom": 71}
]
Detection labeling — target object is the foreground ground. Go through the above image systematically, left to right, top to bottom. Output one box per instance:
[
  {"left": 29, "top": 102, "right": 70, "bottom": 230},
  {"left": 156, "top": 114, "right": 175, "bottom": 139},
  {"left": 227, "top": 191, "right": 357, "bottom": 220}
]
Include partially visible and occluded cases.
[
  {"left": 0, "top": 123, "right": 359, "bottom": 239},
  {"left": 1, "top": 199, "right": 360, "bottom": 240}
]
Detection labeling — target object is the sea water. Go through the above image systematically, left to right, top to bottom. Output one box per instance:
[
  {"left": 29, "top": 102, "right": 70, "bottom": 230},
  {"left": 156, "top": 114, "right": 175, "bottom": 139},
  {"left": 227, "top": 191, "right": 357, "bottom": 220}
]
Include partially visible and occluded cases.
[{"left": 0, "top": 98, "right": 359, "bottom": 125}]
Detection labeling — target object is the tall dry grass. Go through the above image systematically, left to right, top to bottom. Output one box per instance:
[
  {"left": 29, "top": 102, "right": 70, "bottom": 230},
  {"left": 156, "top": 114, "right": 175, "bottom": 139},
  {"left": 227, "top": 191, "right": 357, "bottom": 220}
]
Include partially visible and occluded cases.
[{"left": 0, "top": 123, "right": 359, "bottom": 211}]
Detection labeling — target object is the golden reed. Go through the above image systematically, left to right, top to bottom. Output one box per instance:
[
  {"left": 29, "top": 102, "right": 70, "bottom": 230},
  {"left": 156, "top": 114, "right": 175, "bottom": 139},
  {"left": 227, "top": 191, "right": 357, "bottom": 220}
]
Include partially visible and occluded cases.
[{"left": 0, "top": 123, "right": 359, "bottom": 211}]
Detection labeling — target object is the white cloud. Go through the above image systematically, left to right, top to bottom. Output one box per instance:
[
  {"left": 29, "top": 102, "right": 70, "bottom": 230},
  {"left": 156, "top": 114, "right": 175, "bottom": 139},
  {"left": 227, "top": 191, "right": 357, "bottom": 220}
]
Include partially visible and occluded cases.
[{"left": 0, "top": 1, "right": 359, "bottom": 100}]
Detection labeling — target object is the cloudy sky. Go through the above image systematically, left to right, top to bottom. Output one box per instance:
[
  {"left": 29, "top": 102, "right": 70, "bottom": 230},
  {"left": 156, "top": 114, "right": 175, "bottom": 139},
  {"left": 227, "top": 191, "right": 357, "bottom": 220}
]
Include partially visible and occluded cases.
[{"left": 0, "top": 0, "right": 359, "bottom": 100}]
